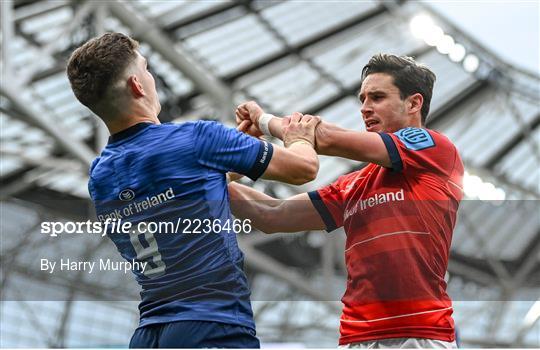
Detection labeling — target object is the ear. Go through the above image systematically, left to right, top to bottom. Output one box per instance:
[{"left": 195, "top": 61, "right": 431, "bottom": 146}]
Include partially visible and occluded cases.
[
  {"left": 128, "top": 75, "right": 145, "bottom": 97},
  {"left": 407, "top": 93, "right": 423, "bottom": 116}
]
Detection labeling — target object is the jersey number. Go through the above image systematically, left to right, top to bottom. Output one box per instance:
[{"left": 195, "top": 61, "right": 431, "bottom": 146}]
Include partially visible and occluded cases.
[{"left": 129, "top": 230, "right": 166, "bottom": 278}]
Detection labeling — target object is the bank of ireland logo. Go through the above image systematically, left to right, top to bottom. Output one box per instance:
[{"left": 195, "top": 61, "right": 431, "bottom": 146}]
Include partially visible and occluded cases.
[
  {"left": 395, "top": 127, "right": 435, "bottom": 150},
  {"left": 119, "top": 188, "right": 135, "bottom": 201}
]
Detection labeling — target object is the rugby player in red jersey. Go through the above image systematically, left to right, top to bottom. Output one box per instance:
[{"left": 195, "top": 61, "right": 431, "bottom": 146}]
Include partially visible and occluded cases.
[{"left": 230, "top": 54, "right": 464, "bottom": 348}]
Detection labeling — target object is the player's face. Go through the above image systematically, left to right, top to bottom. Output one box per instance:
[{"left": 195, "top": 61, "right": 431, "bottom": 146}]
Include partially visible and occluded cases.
[
  {"left": 136, "top": 51, "right": 161, "bottom": 115},
  {"left": 359, "top": 73, "right": 409, "bottom": 133}
]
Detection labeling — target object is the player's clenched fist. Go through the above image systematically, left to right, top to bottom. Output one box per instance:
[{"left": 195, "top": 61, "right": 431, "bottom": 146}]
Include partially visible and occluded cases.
[{"left": 235, "top": 101, "right": 264, "bottom": 137}]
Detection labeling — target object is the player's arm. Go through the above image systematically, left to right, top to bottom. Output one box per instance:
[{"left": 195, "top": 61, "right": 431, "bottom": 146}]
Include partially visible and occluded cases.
[
  {"left": 236, "top": 102, "right": 391, "bottom": 168},
  {"left": 195, "top": 115, "right": 320, "bottom": 186},
  {"left": 313, "top": 121, "right": 391, "bottom": 167},
  {"left": 261, "top": 143, "right": 317, "bottom": 185},
  {"left": 228, "top": 182, "right": 326, "bottom": 233}
]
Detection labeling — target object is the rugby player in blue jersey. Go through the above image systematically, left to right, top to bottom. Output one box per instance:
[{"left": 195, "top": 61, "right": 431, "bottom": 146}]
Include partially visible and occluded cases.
[{"left": 67, "top": 32, "right": 320, "bottom": 348}]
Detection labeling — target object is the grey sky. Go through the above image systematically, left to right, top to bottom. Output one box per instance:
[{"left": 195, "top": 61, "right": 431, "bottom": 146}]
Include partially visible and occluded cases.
[{"left": 425, "top": 1, "right": 539, "bottom": 75}]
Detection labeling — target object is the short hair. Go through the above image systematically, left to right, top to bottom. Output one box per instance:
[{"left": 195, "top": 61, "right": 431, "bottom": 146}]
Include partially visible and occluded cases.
[
  {"left": 67, "top": 33, "right": 139, "bottom": 115},
  {"left": 360, "top": 53, "right": 436, "bottom": 124}
]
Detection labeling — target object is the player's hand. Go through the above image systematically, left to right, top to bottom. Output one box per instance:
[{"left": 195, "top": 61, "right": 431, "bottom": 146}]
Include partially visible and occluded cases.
[
  {"left": 235, "top": 101, "right": 264, "bottom": 137},
  {"left": 283, "top": 113, "right": 321, "bottom": 147},
  {"left": 227, "top": 172, "right": 244, "bottom": 183}
]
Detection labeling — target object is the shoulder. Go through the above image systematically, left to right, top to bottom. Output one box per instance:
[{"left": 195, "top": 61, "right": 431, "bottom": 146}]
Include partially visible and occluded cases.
[
  {"left": 165, "top": 120, "right": 245, "bottom": 139},
  {"left": 190, "top": 120, "right": 237, "bottom": 139},
  {"left": 192, "top": 120, "right": 227, "bottom": 133},
  {"left": 192, "top": 120, "right": 257, "bottom": 148},
  {"left": 156, "top": 121, "right": 198, "bottom": 133},
  {"left": 149, "top": 122, "right": 203, "bottom": 144},
  {"left": 392, "top": 127, "right": 435, "bottom": 150},
  {"left": 393, "top": 127, "right": 456, "bottom": 151},
  {"left": 429, "top": 129, "right": 457, "bottom": 149}
]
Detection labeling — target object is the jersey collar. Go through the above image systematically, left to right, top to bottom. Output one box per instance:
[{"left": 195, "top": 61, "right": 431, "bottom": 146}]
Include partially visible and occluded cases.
[{"left": 108, "top": 122, "right": 153, "bottom": 144}]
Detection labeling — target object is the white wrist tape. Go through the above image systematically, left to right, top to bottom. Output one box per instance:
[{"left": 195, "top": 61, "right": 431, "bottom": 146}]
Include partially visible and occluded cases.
[
  {"left": 258, "top": 113, "right": 275, "bottom": 137},
  {"left": 287, "top": 139, "right": 314, "bottom": 148}
]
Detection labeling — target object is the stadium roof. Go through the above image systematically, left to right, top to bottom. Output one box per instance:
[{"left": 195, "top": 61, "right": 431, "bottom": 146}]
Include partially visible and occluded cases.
[{"left": 1, "top": 0, "right": 538, "bottom": 347}]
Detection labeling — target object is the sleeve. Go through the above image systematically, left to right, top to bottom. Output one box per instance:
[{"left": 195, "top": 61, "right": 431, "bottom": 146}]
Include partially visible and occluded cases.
[
  {"left": 193, "top": 120, "right": 273, "bottom": 181},
  {"left": 379, "top": 127, "right": 457, "bottom": 178},
  {"left": 307, "top": 175, "right": 352, "bottom": 232}
]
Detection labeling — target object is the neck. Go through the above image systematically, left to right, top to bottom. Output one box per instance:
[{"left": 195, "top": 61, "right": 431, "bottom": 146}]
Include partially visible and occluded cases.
[
  {"left": 105, "top": 104, "right": 160, "bottom": 134},
  {"left": 407, "top": 115, "right": 423, "bottom": 129},
  {"left": 107, "top": 116, "right": 159, "bottom": 134},
  {"left": 411, "top": 121, "right": 423, "bottom": 128}
]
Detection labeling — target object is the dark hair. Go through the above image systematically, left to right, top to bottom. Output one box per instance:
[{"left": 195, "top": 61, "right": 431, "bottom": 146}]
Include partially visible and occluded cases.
[
  {"left": 67, "top": 33, "right": 139, "bottom": 115},
  {"left": 360, "top": 53, "right": 436, "bottom": 124}
]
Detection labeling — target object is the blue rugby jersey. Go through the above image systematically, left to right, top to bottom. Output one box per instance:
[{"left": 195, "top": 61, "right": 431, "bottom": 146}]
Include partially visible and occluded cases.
[{"left": 88, "top": 121, "right": 273, "bottom": 329}]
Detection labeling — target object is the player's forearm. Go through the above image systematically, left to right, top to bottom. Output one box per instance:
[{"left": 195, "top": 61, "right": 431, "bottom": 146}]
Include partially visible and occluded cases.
[
  {"left": 261, "top": 114, "right": 320, "bottom": 185},
  {"left": 267, "top": 116, "right": 344, "bottom": 156},
  {"left": 267, "top": 116, "right": 284, "bottom": 140},
  {"left": 313, "top": 120, "right": 349, "bottom": 156},
  {"left": 314, "top": 122, "right": 391, "bottom": 167},
  {"left": 282, "top": 143, "right": 319, "bottom": 184},
  {"left": 228, "top": 182, "right": 281, "bottom": 233},
  {"left": 228, "top": 182, "right": 279, "bottom": 203},
  {"left": 229, "top": 183, "right": 325, "bottom": 233}
]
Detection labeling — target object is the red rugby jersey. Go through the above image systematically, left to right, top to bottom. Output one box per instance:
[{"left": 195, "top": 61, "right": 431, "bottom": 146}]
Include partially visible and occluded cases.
[{"left": 309, "top": 127, "right": 464, "bottom": 344}]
